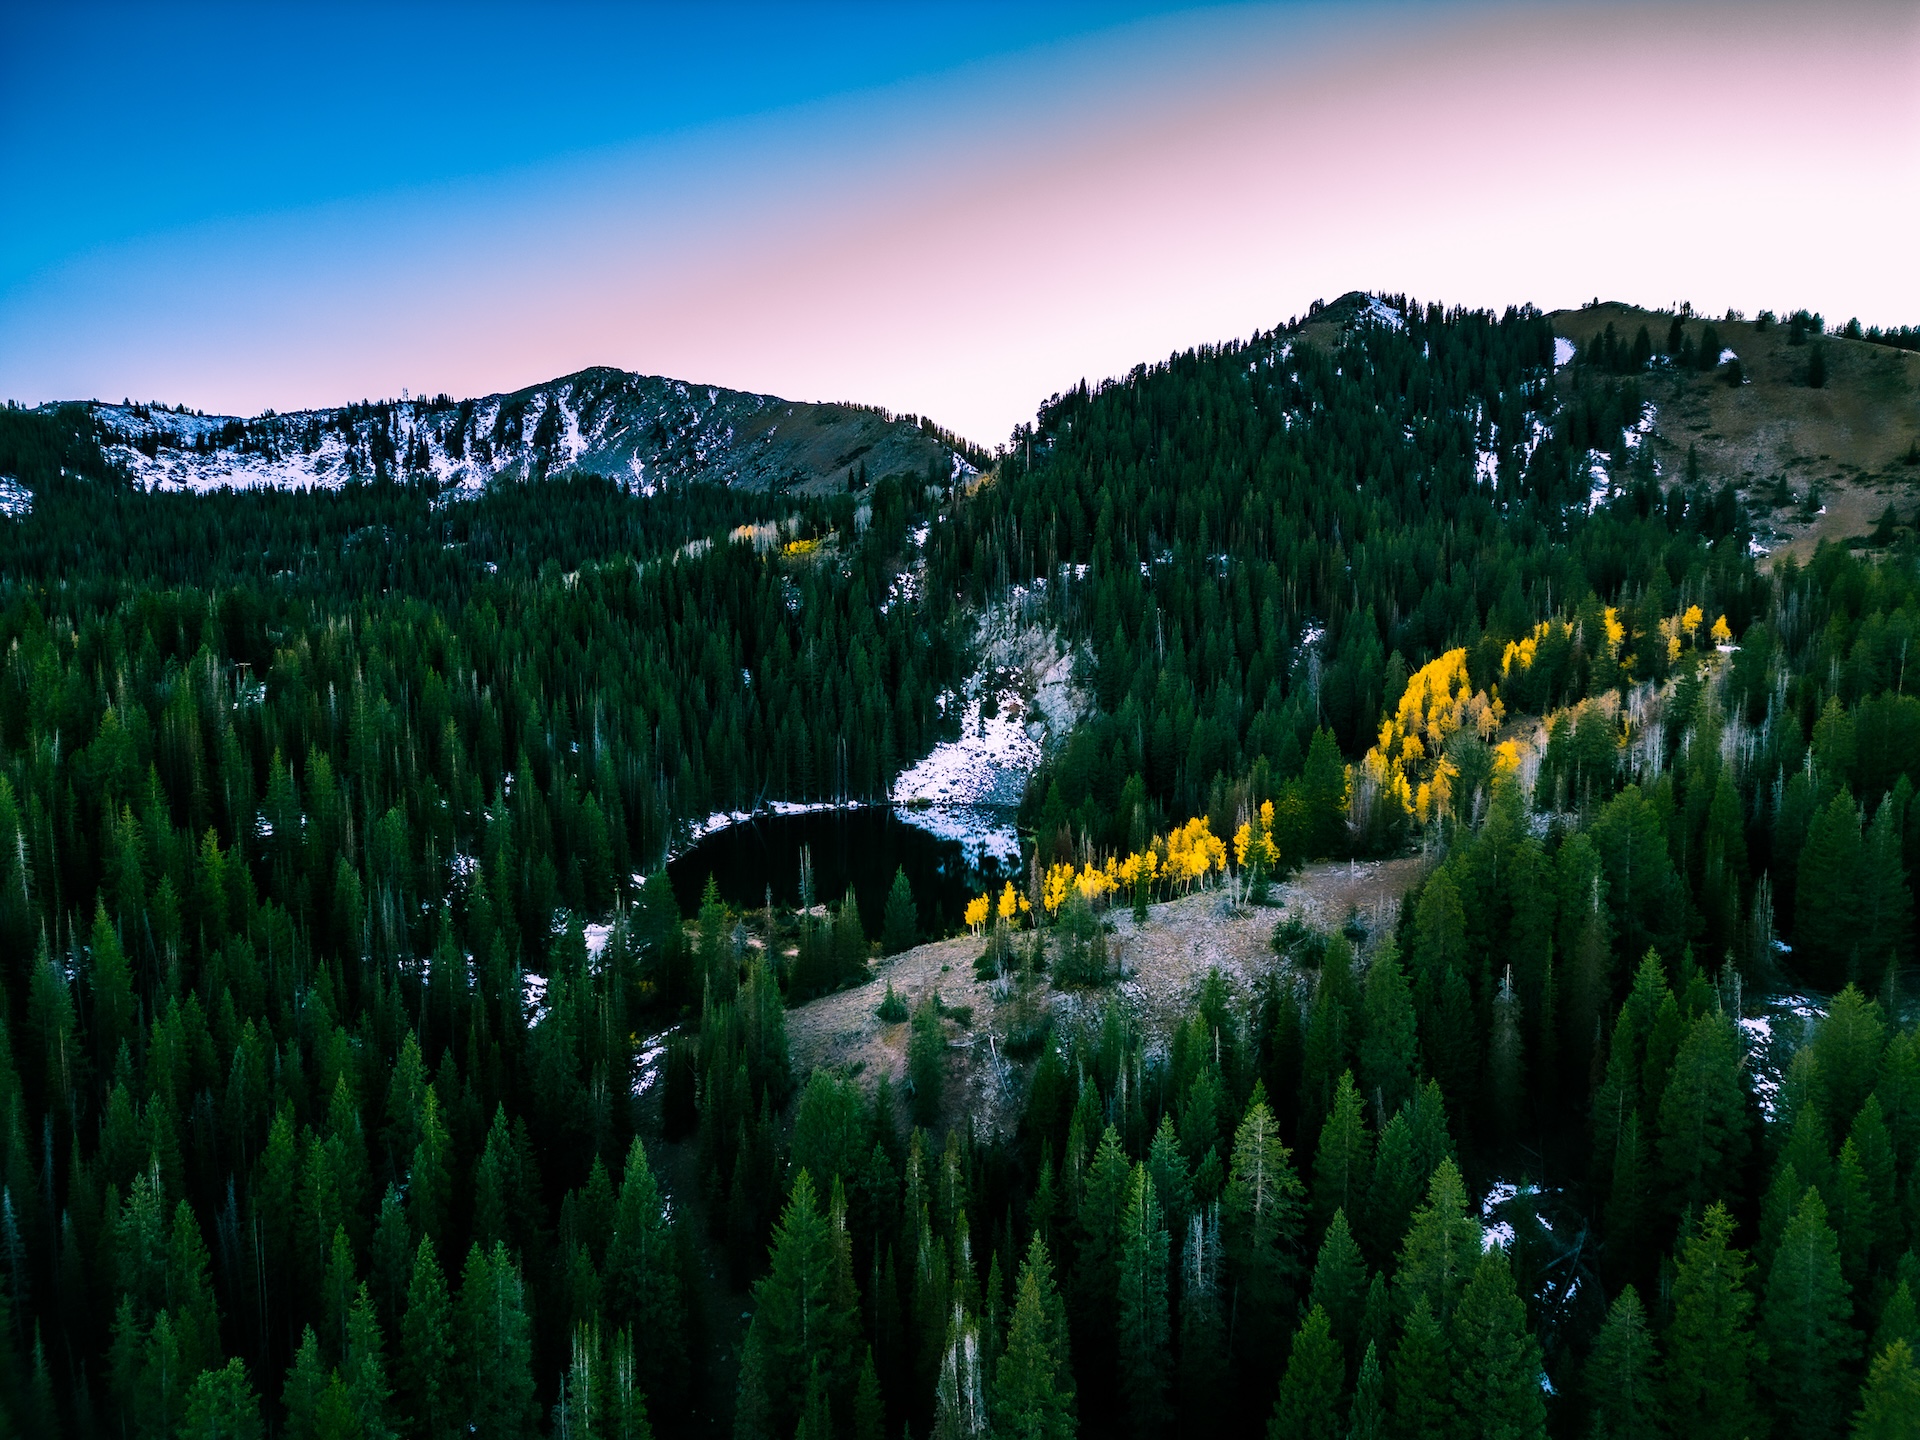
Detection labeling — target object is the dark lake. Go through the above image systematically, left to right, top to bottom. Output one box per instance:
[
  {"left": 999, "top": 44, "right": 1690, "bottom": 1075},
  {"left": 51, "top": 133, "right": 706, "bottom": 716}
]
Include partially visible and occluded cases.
[{"left": 666, "top": 806, "right": 1020, "bottom": 942}]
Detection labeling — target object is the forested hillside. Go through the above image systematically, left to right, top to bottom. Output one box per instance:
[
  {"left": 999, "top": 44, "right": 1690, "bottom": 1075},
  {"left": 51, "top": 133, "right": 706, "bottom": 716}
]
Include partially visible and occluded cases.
[{"left": 4, "top": 293, "right": 1920, "bottom": 1439}]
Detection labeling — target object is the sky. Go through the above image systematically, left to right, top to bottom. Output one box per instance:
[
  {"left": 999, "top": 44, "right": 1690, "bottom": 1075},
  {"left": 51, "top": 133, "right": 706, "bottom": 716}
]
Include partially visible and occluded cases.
[{"left": 3, "top": 1, "right": 1918, "bottom": 448}]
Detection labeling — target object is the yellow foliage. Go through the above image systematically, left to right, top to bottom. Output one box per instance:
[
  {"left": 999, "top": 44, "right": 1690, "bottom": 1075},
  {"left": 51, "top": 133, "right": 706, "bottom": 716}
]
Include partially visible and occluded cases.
[
  {"left": 782, "top": 537, "right": 820, "bottom": 557},
  {"left": 1681, "top": 604, "right": 1703, "bottom": 640},
  {"left": 1602, "top": 607, "right": 1625, "bottom": 652},
  {"left": 1712, "top": 613, "right": 1733, "bottom": 645},
  {"left": 1499, "top": 619, "right": 1571, "bottom": 680},
  {"left": 1362, "top": 648, "right": 1506, "bottom": 828},
  {"left": 1163, "top": 816, "right": 1227, "bottom": 889},
  {"left": 1042, "top": 863, "right": 1072, "bottom": 916},
  {"left": 997, "top": 882, "right": 1020, "bottom": 923},
  {"left": 964, "top": 895, "right": 990, "bottom": 933}
]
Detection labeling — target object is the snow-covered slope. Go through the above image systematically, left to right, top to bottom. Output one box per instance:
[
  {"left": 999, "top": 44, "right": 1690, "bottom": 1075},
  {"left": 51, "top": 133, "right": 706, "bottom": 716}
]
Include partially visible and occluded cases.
[{"left": 75, "top": 367, "right": 975, "bottom": 498}]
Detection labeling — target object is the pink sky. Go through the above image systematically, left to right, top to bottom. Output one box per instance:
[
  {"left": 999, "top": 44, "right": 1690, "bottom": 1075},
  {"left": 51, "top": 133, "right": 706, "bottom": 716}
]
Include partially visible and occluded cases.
[{"left": 4, "top": 0, "right": 1916, "bottom": 448}]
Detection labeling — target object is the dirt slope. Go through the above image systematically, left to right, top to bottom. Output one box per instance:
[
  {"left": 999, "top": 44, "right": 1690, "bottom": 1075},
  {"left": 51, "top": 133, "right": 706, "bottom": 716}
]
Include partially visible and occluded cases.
[
  {"left": 1546, "top": 302, "right": 1920, "bottom": 565},
  {"left": 785, "top": 855, "right": 1430, "bottom": 1131}
]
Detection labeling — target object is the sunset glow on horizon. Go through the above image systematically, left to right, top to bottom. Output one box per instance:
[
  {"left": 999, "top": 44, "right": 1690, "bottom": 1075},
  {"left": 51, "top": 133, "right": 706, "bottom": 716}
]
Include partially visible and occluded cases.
[{"left": 5, "top": 1, "right": 1917, "bottom": 448}]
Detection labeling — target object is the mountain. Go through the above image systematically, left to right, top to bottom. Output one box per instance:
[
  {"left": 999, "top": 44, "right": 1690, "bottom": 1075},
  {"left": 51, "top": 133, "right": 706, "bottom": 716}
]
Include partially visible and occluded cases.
[
  {"left": 1544, "top": 300, "right": 1920, "bottom": 563},
  {"left": 72, "top": 364, "right": 983, "bottom": 498}
]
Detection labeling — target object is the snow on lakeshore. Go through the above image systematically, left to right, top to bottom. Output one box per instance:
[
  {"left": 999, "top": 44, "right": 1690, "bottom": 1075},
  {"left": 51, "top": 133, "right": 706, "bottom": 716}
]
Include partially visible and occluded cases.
[
  {"left": 889, "top": 674, "right": 1045, "bottom": 870},
  {"left": 892, "top": 688, "right": 1040, "bottom": 809},
  {"left": 893, "top": 802, "right": 1022, "bottom": 869}
]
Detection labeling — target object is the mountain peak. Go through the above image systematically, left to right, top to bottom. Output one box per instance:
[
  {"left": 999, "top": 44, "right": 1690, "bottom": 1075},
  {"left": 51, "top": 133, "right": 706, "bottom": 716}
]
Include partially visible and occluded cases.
[{"left": 72, "top": 368, "right": 981, "bottom": 498}]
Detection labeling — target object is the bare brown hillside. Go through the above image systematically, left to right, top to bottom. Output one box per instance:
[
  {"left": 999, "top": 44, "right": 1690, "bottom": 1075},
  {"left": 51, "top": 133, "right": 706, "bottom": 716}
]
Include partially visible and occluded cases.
[
  {"left": 1546, "top": 302, "right": 1920, "bottom": 565},
  {"left": 785, "top": 855, "right": 1430, "bottom": 1131}
]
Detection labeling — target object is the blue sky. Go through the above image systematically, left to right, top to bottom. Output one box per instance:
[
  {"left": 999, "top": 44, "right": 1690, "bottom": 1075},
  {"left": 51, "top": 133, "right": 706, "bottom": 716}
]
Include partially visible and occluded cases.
[
  {"left": 1, "top": 2, "right": 1188, "bottom": 288},
  {"left": 4, "top": 3, "right": 1916, "bottom": 442}
]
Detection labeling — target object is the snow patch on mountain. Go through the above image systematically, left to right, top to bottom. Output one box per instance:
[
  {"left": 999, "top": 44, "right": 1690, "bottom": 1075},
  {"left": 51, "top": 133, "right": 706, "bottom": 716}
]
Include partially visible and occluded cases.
[{"left": 71, "top": 368, "right": 972, "bottom": 501}]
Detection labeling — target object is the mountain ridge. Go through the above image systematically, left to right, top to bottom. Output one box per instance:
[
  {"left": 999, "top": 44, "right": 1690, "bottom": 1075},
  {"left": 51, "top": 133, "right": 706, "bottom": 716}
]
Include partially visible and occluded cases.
[{"left": 49, "top": 363, "right": 983, "bottom": 499}]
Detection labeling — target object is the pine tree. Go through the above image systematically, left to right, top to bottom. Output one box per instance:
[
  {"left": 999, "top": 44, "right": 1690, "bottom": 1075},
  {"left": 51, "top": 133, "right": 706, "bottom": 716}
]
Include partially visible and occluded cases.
[
  {"left": 1797, "top": 793, "right": 1864, "bottom": 989},
  {"left": 883, "top": 867, "right": 919, "bottom": 956},
  {"left": 1358, "top": 938, "right": 1417, "bottom": 1118},
  {"left": 1489, "top": 967, "right": 1524, "bottom": 1143},
  {"left": 909, "top": 994, "right": 947, "bottom": 1128},
  {"left": 1656, "top": 1010, "right": 1751, "bottom": 1216},
  {"left": 1313, "top": 1071, "right": 1374, "bottom": 1227},
  {"left": 410, "top": 1088, "right": 452, "bottom": 1247},
  {"left": 1221, "top": 1093, "right": 1306, "bottom": 1377},
  {"left": 1364, "top": 1111, "right": 1420, "bottom": 1266},
  {"left": 1072, "top": 1122, "right": 1132, "bottom": 1370},
  {"left": 605, "top": 1136, "right": 685, "bottom": 1412},
  {"left": 1394, "top": 1157, "right": 1480, "bottom": 1326},
  {"left": 1116, "top": 1165, "right": 1171, "bottom": 1438},
  {"left": 734, "top": 1171, "right": 862, "bottom": 1440},
  {"left": 1762, "top": 1189, "right": 1857, "bottom": 1440},
  {"left": 1662, "top": 1203, "right": 1758, "bottom": 1440},
  {"left": 1177, "top": 1204, "right": 1227, "bottom": 1430},
  {"left": 1308, "top": 1208, "right": 1367, "bottom": 1353},
  {"left": 996, "top": 1235, "right": 1076, "bottom": 1440},
  {"left": 399, "top": 1239, "right": 457, "bottom": 1440},
  {"left": 458, "top": 1241, "right": 538, "bottom": 1440},
  {"left": 1448, "top": 1247, "right": 1545, "bottom": 1440},
  {"left": 1874, "top": 1280, "right": 1918, "bottom": 1358},
  {"left": 344, "top": 1282, "right": 398, "bottom": 1440},
  {"left": 1583, "top": 1286, "right": 1656, "bottom": 1439},
  {"left": 1390, "top": 1295, "right": 1453, "bottom": 1440},
  {"left": 934, "top": 1302, "right": 988, "bottom": 1440},
  {"left": 1268, "top": 1303, "right": 1343, "bottom": 1440},
  {"left": 283, "top": 1326, "right": 329, "bottom": 1440},
  {"left": 1346, "top": 1339, "right": 1385, "bottom": 1440},
  {"left": 1854, "top": 1339, "right": 1920, "bottom": 1439},
  {"left": 855, "top": 1348, "right": 885, "bottom": 1440},
  {"left": 180, "top": 1358, "right": 263, "bottom": 1440}
]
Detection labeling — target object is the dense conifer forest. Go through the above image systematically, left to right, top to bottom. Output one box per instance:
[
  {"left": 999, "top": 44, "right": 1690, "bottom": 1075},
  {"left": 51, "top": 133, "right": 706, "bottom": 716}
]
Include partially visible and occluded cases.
[{"left": 2, "top": 296, "right": 1919, "bottom": 1438}]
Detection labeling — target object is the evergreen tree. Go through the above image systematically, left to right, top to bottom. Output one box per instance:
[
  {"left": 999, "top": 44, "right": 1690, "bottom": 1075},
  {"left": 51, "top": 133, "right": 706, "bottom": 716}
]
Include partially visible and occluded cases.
[
  {"left": 1797, "top": 793, "right": 1864, "bottom": 989},
  {"left": 883, "top": 866, "right": 920, "bottom": 956},
  {"left": 1357, "top": 938, "right": 1417, "bottom": 1119},
  {"left": 910, "top": 994, "right": 947, "bottom": 1128},
  {"left": 1657, "top": 1010, "right": 1751, "bottom": 1215},
  {"left": 1313, "top": 1071, "right": 1374, "bottom": 1227},
  {"left": 1221, "top": 1093, "right": 1306, "bottom": 1383},
  {"left": 1364, "top": 1112, "right": 1421, "bottom": 1266},
  {"left": 605, "top": 1136, "right": 686, "bottom": 1412},
  {"left": 1394, "top": 1157, "right": 1481, "bottom": 1326},
  {"left": 1116, "top": 1164, "right": 1171, "bottom": 1438},
  {"left": 734, "top": 1172, "right": 862, "bottom": 1440},
  {"left": 1762, "top": 1189, "right": 1858, "bottom": 1440},
  {"left": 1177, "top": 1202, "right": 1227, "bottom": 1430},
  {"left": 1662, "top": 1203, "right": 1758, "bottom": 1440},
  {"left": 1308, "top": 1208, "right": 1367, "bottom": 1353},
  {"left": 994, "top": 1235, "right": 1075, "bottom": 1440},
  {"left": 400, "top": 1238, "right": 457, "bottom": 1440},
  {"left": 458, "top": 1241, "right": 538, "bottom": 1440},
  {"left": 1449, "top": 1247, "right": 1546, "bottom": 1440},
  {"left": 345, "top": 1282, "right": 398, "bottom": 1440},
  {"left": 1584, "top": 1286, "right": 1657, "bottom": 1440},
  {"left": 1390, "top": 1295, "right": 1454, "bottom": 1440},
  {"left": 1269, "top": 1303, "right": 1343, "bottom": 1440},
  {"left": 1346, "top": 1339, "right": 1385, "bottom": 1440},
  {"left": 1854, "top": 1339, "right": 1920, "bottom": 1439},
  {"left": 180, "top": 1358, "right": 264, "bottom": 1440}
]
